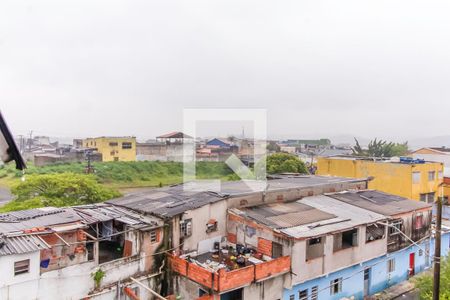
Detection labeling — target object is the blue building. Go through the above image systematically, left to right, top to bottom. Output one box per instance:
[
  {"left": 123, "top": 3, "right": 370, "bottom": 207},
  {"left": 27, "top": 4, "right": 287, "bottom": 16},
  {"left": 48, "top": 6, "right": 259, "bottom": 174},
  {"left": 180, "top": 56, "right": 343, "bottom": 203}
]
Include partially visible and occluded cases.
[
  {"left": 206, "top": 138, "right": 233, "bottom": 149},
  {"left": 283, "top": 218, "right": 450, "bottom": 300}
]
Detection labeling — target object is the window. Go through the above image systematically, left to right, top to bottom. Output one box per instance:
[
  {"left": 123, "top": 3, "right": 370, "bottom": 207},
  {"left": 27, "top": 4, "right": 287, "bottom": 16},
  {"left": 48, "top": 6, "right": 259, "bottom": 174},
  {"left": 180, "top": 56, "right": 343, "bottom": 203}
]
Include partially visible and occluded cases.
[
  {"left": 109, "top": 142, "right": 118, "bottom": 146},
  {"left": 122, "top": 142, "right": 132, "bottom": 149},
  {"left": 428, "top": 171, "right": 436, "bottom": 181},
  {"left": 439, "top": 171, "right": 444, "bottom": 179},
  {"left": 412, "top": 172, "right": 421, "bottom": 184},
  {"left": 420, "top": 192, "right": 435, "bottom": 203},
  {"left": 415, "top": 214, "right": 424, "bottom": 230},
  {"left": 180, "top": 219, "right": 192, "bottom": 237},
  {"left": 389, "top": 220, "right": 403, "bottom": 236},
  {"left": 366, "top": 224, "right": 385, "bottom": 243},
  {"left": 334, "top": 228, "right": 358, "bottom": 251},
  {"left": 150, "top": 230, "right": 158, "bottom": 243},
  {"left": 306, "top": 237, "right": 324, "bottom": 260},
  {"left": 309, "top": 237, "right": 322, "bottom": 245},
  {"left": 272, "top": 241, "right": 283, "bottom": 258},
  {"left": 387, "top": 258, "right": 395, "bottom": 273},
  {"left": 14, "top": 259, "right": 30, "bottom": 276},
  {"left": 330, "top": 278, "right": 342, "bottom": 295},
  {"left": 311, "top": 286, "right": 318, "bottom": 300},
  {"left": 299, "top": 289, "right": 308, "bottom": 300},
  {"left": 289, "top": 295, "right": 294, "bottom": 300}
]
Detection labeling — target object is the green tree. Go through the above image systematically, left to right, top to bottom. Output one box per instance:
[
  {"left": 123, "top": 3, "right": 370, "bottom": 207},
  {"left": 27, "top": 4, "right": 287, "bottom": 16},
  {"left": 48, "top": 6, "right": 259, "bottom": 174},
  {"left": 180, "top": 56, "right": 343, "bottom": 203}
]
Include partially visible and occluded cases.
[
  {"left": 352, "top": 138, "right": 409, "bottom": 158},
  {"left": 266, "top": 141, "right": 281, "bottom": 153},
  {"left": 265, "top": 153, "right": 308, "bottom": 174},
  {"left": 2, "top": 173, "right": 121, "bottom": 212},
  {"left": 413, "top": 257, "right": 450, "bottom": 299}
]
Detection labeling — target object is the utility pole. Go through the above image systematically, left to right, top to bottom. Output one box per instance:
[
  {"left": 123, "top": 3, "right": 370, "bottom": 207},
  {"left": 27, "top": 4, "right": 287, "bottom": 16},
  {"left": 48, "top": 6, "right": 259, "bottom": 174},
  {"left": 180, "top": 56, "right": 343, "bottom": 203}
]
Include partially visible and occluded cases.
[
  {"left": 28, "top": 130, "right": 33, "bottom": 152},
  {"left": 85, "top": 151, "right": 94, "bottom": 174},
  {"left": 433, "top": 184, "right": 443, "bottom": 300}
]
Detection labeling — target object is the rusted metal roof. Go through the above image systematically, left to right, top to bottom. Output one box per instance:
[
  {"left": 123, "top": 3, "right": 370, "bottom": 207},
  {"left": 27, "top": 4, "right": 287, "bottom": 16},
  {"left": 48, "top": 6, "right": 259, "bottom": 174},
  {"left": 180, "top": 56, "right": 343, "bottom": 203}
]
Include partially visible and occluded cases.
[
  {"left": 72, "top": 204, "right": 160, "bottom": 226},
  {"left": 0, "top": 234, "right": 49, "bottom": 255}
]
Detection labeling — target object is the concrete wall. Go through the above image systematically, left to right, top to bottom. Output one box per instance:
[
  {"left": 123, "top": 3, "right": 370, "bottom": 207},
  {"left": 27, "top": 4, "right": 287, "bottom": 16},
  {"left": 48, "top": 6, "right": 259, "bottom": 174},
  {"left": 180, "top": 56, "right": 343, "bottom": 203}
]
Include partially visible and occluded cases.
[
  {"left": 181, "top": 200, "right": 228, "bottom": 253},
  {"left": 290, "top": 226, "right": 386, "bottom": 286},
  {"left": 0, "top": 251, "right": 40, "bottom": 300},
  {"left": 243, "top": 276, "right": 285, "bottom": 300}
]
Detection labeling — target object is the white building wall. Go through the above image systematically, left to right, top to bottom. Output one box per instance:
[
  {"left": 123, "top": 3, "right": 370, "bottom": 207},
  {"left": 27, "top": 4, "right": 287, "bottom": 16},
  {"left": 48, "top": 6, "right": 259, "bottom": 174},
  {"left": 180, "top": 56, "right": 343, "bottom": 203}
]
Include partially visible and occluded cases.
[
  {"left": 182, "top": 200, "right": 228, "bottom": 252},
  {"left": 0, "top": 251, "right": 40, "bottom": 300}
]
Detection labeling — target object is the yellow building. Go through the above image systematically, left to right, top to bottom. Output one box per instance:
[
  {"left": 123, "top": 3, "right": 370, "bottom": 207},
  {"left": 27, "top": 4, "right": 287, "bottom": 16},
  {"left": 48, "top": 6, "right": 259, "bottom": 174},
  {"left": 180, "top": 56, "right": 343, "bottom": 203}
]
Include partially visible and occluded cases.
[
  {"left": 83, "top": 137, "right": 136, "bottom": 162},
  {"left": 317, "top": 157, "right": 444, "bottom": 202}
]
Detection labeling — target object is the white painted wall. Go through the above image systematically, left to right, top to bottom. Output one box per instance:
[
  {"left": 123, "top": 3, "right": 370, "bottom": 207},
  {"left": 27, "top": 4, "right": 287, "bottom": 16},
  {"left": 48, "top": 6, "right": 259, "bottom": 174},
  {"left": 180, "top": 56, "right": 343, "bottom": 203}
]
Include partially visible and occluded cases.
[
  {"left": 182, "top": 200, "right": 228, "bottom": 252},
  {"left": 0, "top": 251, "right": 40, "bottom": 300}
]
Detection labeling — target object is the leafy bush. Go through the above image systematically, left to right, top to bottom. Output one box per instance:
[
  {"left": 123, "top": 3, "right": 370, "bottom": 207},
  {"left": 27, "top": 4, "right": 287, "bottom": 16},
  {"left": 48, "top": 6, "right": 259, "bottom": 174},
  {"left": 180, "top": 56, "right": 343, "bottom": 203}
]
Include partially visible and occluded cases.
[
  {"left": 265, "top": 153, "right": 308, "bottom": 174},
  {"left": 0, "top": 173, "right": 121, "bottom": 212},
  {"left": 413, "top": 257, "right": 450, "bottom": 299}
]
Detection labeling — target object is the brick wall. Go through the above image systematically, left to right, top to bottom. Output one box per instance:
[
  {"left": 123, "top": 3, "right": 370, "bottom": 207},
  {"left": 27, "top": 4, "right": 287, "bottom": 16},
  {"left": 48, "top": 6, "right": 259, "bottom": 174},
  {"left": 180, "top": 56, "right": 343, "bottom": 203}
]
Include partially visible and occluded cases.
[
  {"left": 257, "top": 237, "right": 272, "bottom": 257},
  {"left": 170, "top": 254, "right": 290, "bottom": 293},
  {"left": 169, "top": 255, "right": 188, "bottom": 276},
  {"left": 255, "top": 256, "right": 290, "bottom": 280},
  {"left": 188, "top": 263, "right": 214, "bottom": 288},
  {"left": 215, "top": 266, "right": 254, "bottom": 291}
]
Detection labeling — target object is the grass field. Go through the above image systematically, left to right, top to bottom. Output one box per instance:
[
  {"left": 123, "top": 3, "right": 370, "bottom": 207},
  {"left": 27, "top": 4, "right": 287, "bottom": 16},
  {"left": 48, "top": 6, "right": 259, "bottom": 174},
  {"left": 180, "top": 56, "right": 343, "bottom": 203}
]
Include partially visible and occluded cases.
[{"left": 0, "top": 160, "right": 237, "bottom": 189}]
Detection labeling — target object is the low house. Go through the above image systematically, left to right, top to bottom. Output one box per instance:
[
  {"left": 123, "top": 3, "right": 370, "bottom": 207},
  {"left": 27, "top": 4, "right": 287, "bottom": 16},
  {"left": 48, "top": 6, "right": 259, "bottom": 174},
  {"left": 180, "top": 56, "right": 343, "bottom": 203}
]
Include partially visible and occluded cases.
[
  {"left": 137, "top": 132, "right": 194, "bottom": 162},
  {"left": 83, "top": 137, "right": 136, "bottom": 162},
  {"left": 0, "top": 204, "right": 165, "bottom": 300}
]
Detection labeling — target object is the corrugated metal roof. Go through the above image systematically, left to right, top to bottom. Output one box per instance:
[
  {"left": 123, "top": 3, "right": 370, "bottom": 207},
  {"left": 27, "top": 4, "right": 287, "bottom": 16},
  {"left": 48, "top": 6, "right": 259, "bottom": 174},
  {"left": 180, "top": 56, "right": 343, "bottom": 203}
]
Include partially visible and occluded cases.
[
  {"left": 107, "top": 176, "right": 367, "bottom": 218},
  {"left": 328, "top": 190, "right": 432, "bottom": 216},
  {"left": 232, "top": 194, "right": 388, "bottom": 239},
  {"left": 243, "top": 202, "right": 335, "bottom": 229},
  {"left": 72, "top": 204, "right": 160, "bottom": 226},
  {"left": 0, "top": 207, "right": 82, "bottom": 234},
  {"left": 0, "top": 234, "right": 49, "bottom": 255}
]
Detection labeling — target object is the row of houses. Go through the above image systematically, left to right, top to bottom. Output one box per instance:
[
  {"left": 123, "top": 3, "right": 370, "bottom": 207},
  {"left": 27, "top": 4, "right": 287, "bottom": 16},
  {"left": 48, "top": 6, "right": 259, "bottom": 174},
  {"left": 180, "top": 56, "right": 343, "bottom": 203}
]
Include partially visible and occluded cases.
[
  {"left": 22, "top": 132, "right": 267, "bottom": 165},
  {"left": 1, "top": 175, "right": 449, "bottom": 300}
]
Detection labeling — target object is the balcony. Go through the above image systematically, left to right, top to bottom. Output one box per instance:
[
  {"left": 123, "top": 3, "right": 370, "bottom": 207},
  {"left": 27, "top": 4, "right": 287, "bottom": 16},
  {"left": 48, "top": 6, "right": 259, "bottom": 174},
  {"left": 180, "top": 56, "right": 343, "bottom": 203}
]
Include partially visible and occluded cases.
[{"left": 168, "top": 251, "right": 290, "bottom": 292}]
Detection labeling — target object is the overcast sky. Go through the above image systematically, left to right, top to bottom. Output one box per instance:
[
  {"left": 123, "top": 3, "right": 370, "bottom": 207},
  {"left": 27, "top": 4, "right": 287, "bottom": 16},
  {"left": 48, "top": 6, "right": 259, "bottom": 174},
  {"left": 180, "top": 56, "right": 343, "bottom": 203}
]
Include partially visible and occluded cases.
[{"left": 1, "top": 0, "right": 450, "bottom": 142}]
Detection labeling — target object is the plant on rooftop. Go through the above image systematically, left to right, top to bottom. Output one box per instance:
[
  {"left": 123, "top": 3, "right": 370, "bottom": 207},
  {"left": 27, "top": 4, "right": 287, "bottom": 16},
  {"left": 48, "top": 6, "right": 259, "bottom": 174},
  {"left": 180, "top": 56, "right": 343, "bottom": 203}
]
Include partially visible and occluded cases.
[
  {"left": 352, "top": 138, "right": 409, "bottom": 158},
  {"left": 263, "top": 153, "right": 308, "bottom": 174},
  {"left": 412, "top": 257, "right": 450, "bottom": 299},
  {"left": 91, "top": 268, "right": 106, "bottom": 289}
]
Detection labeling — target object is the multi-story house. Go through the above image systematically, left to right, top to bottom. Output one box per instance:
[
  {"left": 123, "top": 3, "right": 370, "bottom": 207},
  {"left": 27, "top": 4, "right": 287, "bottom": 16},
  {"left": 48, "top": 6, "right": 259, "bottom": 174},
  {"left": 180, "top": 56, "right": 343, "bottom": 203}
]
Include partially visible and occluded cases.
[
  {"left": 83, "top": 137, "right": 136, "bottom": 162},
  {"left": 317, "top": 156, "right": 444, "bottom": 202}
]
